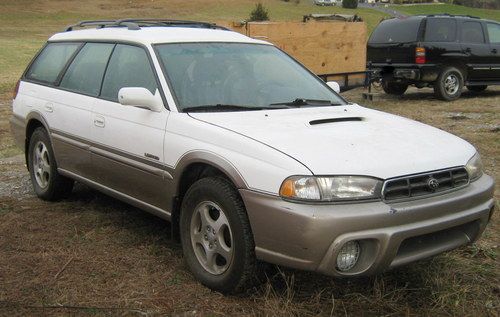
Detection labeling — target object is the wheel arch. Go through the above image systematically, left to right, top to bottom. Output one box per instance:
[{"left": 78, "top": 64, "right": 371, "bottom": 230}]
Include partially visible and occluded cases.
[
  {"left": 25, "top": 112, "right": 51, "bottom": 169},
  {"left": 170, "top": 151, "right": 249, "bottom": 240}
]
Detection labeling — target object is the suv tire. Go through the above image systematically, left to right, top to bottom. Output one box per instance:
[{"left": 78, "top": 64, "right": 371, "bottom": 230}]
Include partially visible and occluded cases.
[
  {"left": 434, "top": 67, "right": 464, "bottom": 101},
  {"left": 382, "top": 79, "right": 408, "bottom": 95},
  {"left": 467, "top": 85, "right": 487, "bottom": 93},
  {"left": 28, "top": 127, "right": 74, "bottom": 200},
  {"left": 180, "top": 177, "right": 260, "bottom": 294}
]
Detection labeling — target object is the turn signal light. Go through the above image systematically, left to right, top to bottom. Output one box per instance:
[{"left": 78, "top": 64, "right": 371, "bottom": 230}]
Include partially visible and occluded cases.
[{"left": 415, "top": 47, "right": 426, "bottom": 64}]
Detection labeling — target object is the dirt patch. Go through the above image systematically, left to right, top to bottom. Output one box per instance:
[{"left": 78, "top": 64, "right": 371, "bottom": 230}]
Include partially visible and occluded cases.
[{"left": 0, "top": 87, "right": 499, "bottom": 316}]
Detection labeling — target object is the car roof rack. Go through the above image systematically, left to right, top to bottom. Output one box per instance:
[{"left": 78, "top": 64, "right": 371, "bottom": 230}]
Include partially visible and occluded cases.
[
  {"left": 425, "top": 13, "right": 480, "bottom": 19},
  {"left": 64, "top": 18, "right": 229, "bottom": 32}
]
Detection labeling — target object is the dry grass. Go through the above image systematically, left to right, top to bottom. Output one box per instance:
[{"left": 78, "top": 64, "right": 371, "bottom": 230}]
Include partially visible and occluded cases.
[{"left": 0, "top": 1, "right": 499, "bottom": 315}]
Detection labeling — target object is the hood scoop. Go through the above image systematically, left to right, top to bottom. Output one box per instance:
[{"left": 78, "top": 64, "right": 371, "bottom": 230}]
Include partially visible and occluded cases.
[{"left": 309, "top": 117, "right": 363, "bottom": 126}]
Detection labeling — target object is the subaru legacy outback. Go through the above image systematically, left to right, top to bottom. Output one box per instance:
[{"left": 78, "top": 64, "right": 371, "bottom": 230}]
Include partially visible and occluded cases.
[{"left": 10, "top": 19, "right": 495, "bottom": 293}]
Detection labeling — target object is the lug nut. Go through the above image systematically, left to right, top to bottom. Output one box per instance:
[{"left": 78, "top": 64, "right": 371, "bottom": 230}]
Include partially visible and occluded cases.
[{"left": 204, "top": 234, "right": 208, "bottom": 240}]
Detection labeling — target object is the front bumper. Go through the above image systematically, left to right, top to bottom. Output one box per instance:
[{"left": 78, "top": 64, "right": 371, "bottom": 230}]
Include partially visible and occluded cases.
[{"left": 240, "top": 174, "right": 495, "bottom": 277}]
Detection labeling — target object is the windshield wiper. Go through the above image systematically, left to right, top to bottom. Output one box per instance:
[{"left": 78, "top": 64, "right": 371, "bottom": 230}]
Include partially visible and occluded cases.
[
  {"left": 270, "top": 98, "right": 343, "bottom": 108},
  {"left": 183, "top": 104, "right": 288, "bottom": 112}
]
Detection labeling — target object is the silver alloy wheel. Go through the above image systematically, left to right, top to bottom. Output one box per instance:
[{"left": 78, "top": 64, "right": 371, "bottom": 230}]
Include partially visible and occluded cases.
[
  {"left": 444, "top": 74, "right": 460, "bottom": 95},
  {"left": 33, "top": 141, "right": 51, "bottom": 188},
  {"left": 190, "top": 201, "right": 234, "bottom": 275}
]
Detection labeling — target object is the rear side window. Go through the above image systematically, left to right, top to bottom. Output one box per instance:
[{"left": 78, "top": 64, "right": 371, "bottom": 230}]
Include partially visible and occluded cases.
[
  {"left": 369, "top": 17, "right": 422, "bottom": 44},
  {"left": 424, "top": 18, "right": 457, "bottom": 42},
  {"left": 461, "top": 21, "right": 485, "bottom": 44},
  {"left": 487, "top": 23, "right": 500, "bottom": 44},
  {"left": 25, "top": 43, "right": 80, "bottom": 84},
  {"left": 59, "top": 43, "right": 115, "bottom": 96},
  {"left": 100, "top": 44, "right": 158, "bottom": 102}
]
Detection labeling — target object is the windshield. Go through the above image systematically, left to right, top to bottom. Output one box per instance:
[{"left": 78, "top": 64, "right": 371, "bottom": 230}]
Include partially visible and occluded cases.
[{"left": 155, "top": 43, "right": 345, "bottom": 111}]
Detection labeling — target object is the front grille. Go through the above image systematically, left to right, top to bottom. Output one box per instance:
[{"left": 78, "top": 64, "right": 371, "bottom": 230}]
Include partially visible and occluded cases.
[{"left": 383, "top": 167, "right": 469, "bottom": 201}]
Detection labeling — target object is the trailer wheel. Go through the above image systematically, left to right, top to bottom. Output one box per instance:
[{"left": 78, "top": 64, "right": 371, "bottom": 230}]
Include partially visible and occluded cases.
[{"left": 382, "top": 79, "right": 408, "bottom": 96}]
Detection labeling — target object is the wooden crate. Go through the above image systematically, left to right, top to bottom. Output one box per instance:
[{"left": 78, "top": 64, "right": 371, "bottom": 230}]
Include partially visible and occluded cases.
[{"left": 219, "top": 21, "right": 367, "bottom": 75}]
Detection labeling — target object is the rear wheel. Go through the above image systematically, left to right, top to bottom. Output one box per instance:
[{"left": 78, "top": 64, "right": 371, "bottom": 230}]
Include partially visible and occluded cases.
[
  {"left": 434, "top": 67, "right": 464, "bottom": 101},
  {"left": 382, "top": 79, "right": 408, "bottom": 95},
  {"left": 467, "top": 85, "right": 487, "bottom": 93},
  {"left": 28, "top": 127, "right": 74, "bottom": 200},
  {"left": 180, "top": 177, "right": 260, "bottom": 293}
]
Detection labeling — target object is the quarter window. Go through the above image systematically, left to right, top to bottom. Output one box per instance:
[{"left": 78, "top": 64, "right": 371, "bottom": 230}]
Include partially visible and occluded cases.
[
  {"left": 424, "top": 18, "right": 457, "bottom": 42},
  {"left": 461, "top": 21, "right": 485, "bottom": 44},
  {"left": 487, "top": 23, "right": 500, "bottom": 44},
  {"left": 25, "top": 42, "right": 80, "bottom": 84},
  {"left": 59, "top": 43, "right": 115, "bottom": 96},
  {"left": 100, "top": 44, "right": 158, "bottom": 101}
]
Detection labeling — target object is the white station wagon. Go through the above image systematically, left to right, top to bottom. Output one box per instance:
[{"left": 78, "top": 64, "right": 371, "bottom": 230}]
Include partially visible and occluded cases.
[{"left": 10, "top": 19, "right": 495, "bottom": 293}]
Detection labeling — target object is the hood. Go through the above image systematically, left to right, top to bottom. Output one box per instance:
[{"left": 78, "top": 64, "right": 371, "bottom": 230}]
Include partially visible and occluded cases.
[{"left": 189, "top": 105, "right": 476, "bottom": 179}]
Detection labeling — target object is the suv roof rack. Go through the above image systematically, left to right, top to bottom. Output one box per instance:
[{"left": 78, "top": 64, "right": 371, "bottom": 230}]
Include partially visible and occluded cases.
[
  {"left": 425, "top": 13, "right": 480, "bottom": 19},
  {"left": 64, "top": 18, "right": 229, "bottom": 32}
]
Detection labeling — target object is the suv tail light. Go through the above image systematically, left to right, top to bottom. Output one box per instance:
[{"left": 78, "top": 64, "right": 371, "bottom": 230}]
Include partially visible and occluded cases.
[
  {"left": 415, "top": 47, "right": 426, "bottom": 64},
  {"left": 13, "top": 79, "right": 21, "bottom": 100}
]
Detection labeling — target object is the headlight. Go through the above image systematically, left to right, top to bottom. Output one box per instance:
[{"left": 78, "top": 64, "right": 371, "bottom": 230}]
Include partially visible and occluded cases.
[
  {"left": 465, "top": 152, "right": 483, "bottom": 181},
  {"left": 279, "top": 176, "right": 382, "bottom": 201}
]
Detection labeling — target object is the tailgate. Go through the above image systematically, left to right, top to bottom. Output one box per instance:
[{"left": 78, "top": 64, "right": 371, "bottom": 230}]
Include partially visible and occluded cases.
[{"left": 367, "top": 43, "right": 417, "bottom": 65}]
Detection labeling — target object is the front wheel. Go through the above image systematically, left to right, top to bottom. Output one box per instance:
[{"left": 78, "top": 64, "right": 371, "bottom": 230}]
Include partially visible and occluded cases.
[
  {"left": 434, "top": 67, "right": 464, "bottom": 101},
  {"left": 28, "top": 127, "right": 74, "bottom": 200},
  {"left": 180, "top": 177, "right": 260, "bottom": 293}
]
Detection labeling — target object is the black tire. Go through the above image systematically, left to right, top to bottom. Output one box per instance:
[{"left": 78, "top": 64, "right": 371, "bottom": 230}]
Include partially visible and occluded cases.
[
  {"left": 434, "top": 67, "right": 464, "bottom": 101},
  {"left": 382, "top": 79, "right": 408, "bottom": 95},
  {"left": 467, "top": 85, "right": 487, "bottom": 93},
  {"left": 28, "top": 127, "right": 74, "bottom": 200},
  {"left": 180, "top": 177, "right": 259, "bottom": 294}
]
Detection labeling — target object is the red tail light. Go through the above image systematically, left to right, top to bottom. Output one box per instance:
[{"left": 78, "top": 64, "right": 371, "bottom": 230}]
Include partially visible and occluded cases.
[
  {"left": 415, "top": 47, "right": 426, "bottom": 64},
  {"left": 13, "top": 79, "right": 20, "bottom": 100}
]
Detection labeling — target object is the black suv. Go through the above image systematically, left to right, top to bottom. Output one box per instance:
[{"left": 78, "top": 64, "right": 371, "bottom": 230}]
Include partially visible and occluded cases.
[{"left": 367, "top": 15, "right": 500, "bottom": 101}]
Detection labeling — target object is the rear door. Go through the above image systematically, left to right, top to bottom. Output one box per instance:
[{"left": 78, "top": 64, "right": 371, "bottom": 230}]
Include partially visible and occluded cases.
[
  {"left": 367, "top": 17, "right": 423, "bottom": 66},
  {"left": 460, "top": 20, "right": 490, "bottom": 80},
  {"left": 485, "top": 22, "right": 500, "bottom": 80},
  {"left": 90, "top": 44, "right": 170, "bottom": 210}
]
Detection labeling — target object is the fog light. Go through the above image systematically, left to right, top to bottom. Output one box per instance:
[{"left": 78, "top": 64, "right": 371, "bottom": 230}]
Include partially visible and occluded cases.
[{"left": 336, "top": 240, "right": 360, "bottom": 272}]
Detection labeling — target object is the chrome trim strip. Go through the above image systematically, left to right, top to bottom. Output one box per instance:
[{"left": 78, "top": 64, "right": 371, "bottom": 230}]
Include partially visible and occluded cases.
[{"left": 58, "top": 168, "right": 172, "bottom": 220}]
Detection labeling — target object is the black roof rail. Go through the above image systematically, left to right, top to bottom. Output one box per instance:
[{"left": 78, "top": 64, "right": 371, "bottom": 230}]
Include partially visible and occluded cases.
[
  {"left": 425, "top": 13, "right": 480, "bottom": 19},
  {"left": 64, "top": 18, "right": 229, "bottom": 32}
]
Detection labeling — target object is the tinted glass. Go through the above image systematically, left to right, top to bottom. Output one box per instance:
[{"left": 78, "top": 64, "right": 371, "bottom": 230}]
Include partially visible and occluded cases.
[
  {"left": 369, "top": 17, "right": 422, "bottom": 44},
  {"left": 424, "top": 18, "right": 457, "bottom": 42},
  {"left": 461, "top": 21, "right": 485, "bottom": 44},
  {"left": 487, "top": 23, "right": 500, "bottom": 44},
  {"left": 25, "top": 42, "right": 80, "bottom": 83},
  {"left": 59, "top": 43, "right": 114, "bottom": 96},
  {"left": 156, "top": 43, "right": 345, "bottom": 110},
  {"left": 100, "top": 44, "right": 157, "bottom": 101}
]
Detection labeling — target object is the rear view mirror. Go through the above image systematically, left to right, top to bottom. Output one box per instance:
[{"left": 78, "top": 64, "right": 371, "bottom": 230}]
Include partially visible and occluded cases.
[
  {"left": 326, "top": 81, "right": 341, "bottom": 93},
  {"left": 118, "top": 87, "right": 163, "bottom": 112}
]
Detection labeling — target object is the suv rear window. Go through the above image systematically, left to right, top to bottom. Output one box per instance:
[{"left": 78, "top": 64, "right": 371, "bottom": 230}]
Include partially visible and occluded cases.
[
  {"left": 369, "top": 17, "right": 422, "bottom": 44},
  {"left": 424, "top": 18, "right": 457, "bottom": 42},
  {"left": 25, "top": 42, "right": 81, "bottom": 84}
]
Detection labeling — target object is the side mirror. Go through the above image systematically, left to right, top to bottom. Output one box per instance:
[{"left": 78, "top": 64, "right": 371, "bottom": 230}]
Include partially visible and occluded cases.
[
  {"left": 326, "top": 81, "right": 341, "bottom": 94},
  {"left": 118, "top": 87, "right": 163, "bottom": 112}
]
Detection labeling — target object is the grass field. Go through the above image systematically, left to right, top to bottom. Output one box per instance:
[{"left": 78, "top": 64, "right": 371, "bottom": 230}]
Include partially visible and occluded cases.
[
  {"left": 0, "top": 0, "right": 499, "bottom": 316},
  {"left": 392, "top": 3, "right": 500, "bottom": 21}
]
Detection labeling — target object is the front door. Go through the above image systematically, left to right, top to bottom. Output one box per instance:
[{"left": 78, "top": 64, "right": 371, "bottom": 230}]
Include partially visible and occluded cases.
[
  {"left": 486, "top": 22, "right": 500, "bottom": 80},
  {"left": 89, "top": 44, "right": 171, "bottom": 211}
]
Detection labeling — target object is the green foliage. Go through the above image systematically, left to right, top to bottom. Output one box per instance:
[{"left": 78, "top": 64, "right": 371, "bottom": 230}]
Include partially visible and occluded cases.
[
  {"left": 342, "top": 0, "right": 358, "bottom": 9},
  {"left": 249, "top": 3, "right": 270, "bottom": 21}
]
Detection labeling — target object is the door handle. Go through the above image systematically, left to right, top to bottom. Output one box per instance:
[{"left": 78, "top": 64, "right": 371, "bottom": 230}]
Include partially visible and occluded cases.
[
  {"left": 464, "top": 47, "right": 472, "bottom": 53},
  {"left": 492, "top": 48, "right": 498, "bottom": 54},
  {"left": 44, "top": 103, "right": 53, "bottom": 113},
  {"left": 93, "top": 116, "right": 105, "bottom": 128}
]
